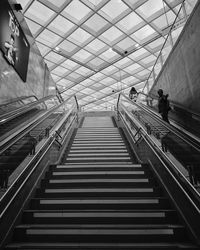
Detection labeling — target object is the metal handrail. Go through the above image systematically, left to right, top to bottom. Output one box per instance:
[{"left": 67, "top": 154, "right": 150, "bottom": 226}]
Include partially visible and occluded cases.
[
  {"left": 138, "top": 91, "right": 200, "bottom": 120},
  {"left": 118, "top": 93, "right": 200, "bottom": 153},
  {"left": 0, "top": 95, "right": 38, "bottom": 108},
  {"left": 0, "top": 95, "right": 79, "bottom": 154},
  {"left": 0, "top": 95, "right": 57, "bottom": 124},
  {"left": 0, "top": 96, "right": 79, "bottom": 218},
  {"left": 118, "top": 105, "right": 200, "bottom": 202}
]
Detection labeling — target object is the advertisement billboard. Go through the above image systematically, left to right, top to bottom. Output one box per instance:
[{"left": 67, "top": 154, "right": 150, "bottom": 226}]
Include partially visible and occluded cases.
[{"left": 0, "top": 1, "right": 30, "bottom": 82}]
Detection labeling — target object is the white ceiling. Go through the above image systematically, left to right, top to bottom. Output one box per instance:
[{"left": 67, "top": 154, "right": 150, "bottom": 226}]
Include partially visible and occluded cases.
[{"left": 17, "top": 0, "right": 197, "bottom": 111}]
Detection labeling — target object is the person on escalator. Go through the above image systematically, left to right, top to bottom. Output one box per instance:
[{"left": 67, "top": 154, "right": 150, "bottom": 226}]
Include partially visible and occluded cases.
[
  {"left": 129, "top": 87, "right": 138, "bottom": 102},
  {"left": 157, "top": 89, "right": 171, "bottom": 123},
  {"left": 29, "top": 136, "right": 37, "bottom": 155}
]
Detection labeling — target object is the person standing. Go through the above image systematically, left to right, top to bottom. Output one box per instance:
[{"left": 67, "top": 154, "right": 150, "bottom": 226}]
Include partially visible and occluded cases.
[
  {"left": 129, "top": 87, "right": 138, "bottom": 102},
  {"left": 157, "top": 89, "right": 171, "bottom": 123}
]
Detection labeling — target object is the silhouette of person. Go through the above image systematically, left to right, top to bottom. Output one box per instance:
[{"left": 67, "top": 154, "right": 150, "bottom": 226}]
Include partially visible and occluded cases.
[
  {"left": 129, "top": 87, "right": 138, "bottom": 102},
  {"left": 157, "top": 89, "right": 171, "bottom": 123}
]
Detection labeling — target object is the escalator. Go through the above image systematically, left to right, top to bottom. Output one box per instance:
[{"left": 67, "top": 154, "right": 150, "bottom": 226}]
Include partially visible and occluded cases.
[
  {"left": 138, "top": 92, "right": 200, "bottom": 139},
  {"left": 119, "top": 93, "right": 200, "bottom": 187},
  {"left": 0, "top": 108, "right": 43, "bottom": 141},
  {"left": 0, "top": 113, "right": 63, "bottom": 190},
  {"left": 3, "top": 116, "right": 199, "bottom": 249}
]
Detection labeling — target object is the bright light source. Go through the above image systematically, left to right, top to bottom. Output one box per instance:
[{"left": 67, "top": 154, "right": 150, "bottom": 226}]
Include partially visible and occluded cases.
[{"left": 55, "top": 47, "right": 60, "bottom": 51}]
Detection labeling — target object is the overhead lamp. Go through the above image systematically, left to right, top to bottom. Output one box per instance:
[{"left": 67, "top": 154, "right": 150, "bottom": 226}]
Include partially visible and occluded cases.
[{"left": 55, "top": 47, "right": 60, "bottom": 52}]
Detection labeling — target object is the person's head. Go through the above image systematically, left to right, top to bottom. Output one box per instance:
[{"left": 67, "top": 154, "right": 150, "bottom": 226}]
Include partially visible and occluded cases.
[
  {"left": 10, "top": 34, "right": 15, "bottom": 45},
  {"left": 131, "top": 87, "right": 137, "bottom": 93},
  {"left": 157, "top": 89, "right": 163, "bottom": 96}
]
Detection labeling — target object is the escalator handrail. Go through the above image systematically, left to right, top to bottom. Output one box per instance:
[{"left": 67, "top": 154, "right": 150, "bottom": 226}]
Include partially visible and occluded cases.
[
  {"left": 138, "top": 91, "right": 200, "bottom": 120},
  {"left": 118, "top": 93, "right": 200, "bottom": 153},
  {"left": 0, "top": 95, "right": 57, "bottom": 124},
  {"left": 0, "top": 95, "right": 78, "bottom": 154},
  {"left": 0, "top": 95, "right": 38, "bottom": 108},
  {"left": 0, "top": 102, "right": 78, "bottom": 220},
  {"left": 118, "top": 105, "right": 200, "bottom": 208}
]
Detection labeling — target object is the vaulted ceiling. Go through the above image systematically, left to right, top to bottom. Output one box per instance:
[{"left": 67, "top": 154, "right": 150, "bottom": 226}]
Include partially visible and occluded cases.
[{"left": 17, "top": 0, "right": 197, "bottom": 111}]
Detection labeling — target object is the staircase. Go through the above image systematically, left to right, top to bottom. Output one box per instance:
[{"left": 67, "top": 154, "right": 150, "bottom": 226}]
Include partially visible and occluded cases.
[{"left": 5, "top": 117, "right": 198, "bottom": 249}]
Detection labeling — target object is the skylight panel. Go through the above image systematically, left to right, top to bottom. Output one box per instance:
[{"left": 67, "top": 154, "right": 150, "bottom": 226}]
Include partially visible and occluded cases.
[
  {"left": 62, "top": 0, "right": 91, "bottom": 22},
  {"left": 100, "top": 0, "right": 129, "bottom": 20},
  {"left": 137, "top": 0, "right": 164, "bottom": 18},
  {"left": 25, "top": 1, "right": 55, "bottom": 25},
  {"left": 116, "top": 12, "right": 143, "bottom": 32},
  {"left": 84, "top": 14, "right": 109, "bottom": 33},
  {"left": 48, "top": 15, "right": 75, "bottom": 36},
  {"left": 132, "top": 25, "right": 156, "bottom": 41},
  {"left": 100, "top": 26, "right": 124, "bottom": 43},
  {"left": 68, "top": 28, "right": 92, "bottom": 45},
  {"left": 36, "top": 29, "right": 61, "bottom": 47},
  {"left": 86, "top": 39, "right": 107, "bottom": 53},
  {"left": 58, "top": 40, "right": 78, "bottom": 54},
  {"left": 72, "top": 49, "right": 93, "bottom": 62},
  {"left": 45, "top": 51, "right": 65, "bottom": 63},
  {"left": 61, "top": 59, "right": 78, "bottom": 70},
  {"left": 51, "top": 66, "right": 69, "bottom": 77}
]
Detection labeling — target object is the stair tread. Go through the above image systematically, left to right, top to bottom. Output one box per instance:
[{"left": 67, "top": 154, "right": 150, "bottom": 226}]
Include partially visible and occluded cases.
[
  {"left": 48, "top": 178, "right": 149, "bottom": 183},
  {"left": 43, "top": 188, "right": 154, "bottom": 193},
  {"left": 25, "top": 209, "right": 176, "bottom": 213},
  {"left": 16, "top": 224, "right": 185, "bottom": 229},
  {"left": 6, "top": 242, "right": 198, "bottom": 248}
]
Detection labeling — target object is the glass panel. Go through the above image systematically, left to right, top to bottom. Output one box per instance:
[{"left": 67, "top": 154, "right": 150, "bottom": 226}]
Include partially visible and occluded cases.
[
  {"left": 44, "top": 0, "right": 66, "bottom": 8},
  {"left": 62, "top": 0, "right": 91, "bottom": 21},
  {"left": 100, "top": 0, "right": 129, "bottom": 20},
  {"left": 137, "top": 0, "right": 164, "bottom": 17},
  {"left": 25, "top": 1, "right": 55, "bottom": 25},
  {"left": 116, "top": 12, "right": 143, "bottom": 32},
  {"left": 84, "top": 14, "right": 109, "bottom": 33},
  {"left": 48, "top": 15, "right": 75, "bottom": 36},
  {"left": 132, "top": 25, "right": 156, "bottom": 41},
  {"left": 100, "top": 26, "right": 124, "bottom": 43},
  {"left": 68, "top": 28, "right": 92, "bottom": 45},
  {"left": 36, "top": 29, "right": 61, "bottom": 47},
  {"left": 116, "top": 37, "right": 136, "bottom": 50},
  {"left": 147, "top": 37, "right": 165, "bottom": 50},
  {"left": 86, "top": 39, "right": 107, "bottom": 53},
  {"left": 58, "top": 40, "right": 78, "bottom": 53},
  {"left": 72, "top": 49, "right": 93, "bottom": 62},
  {"left": 99, "top": 49, "right": 119, "bottom": 61},
  {"left": 45, "top": 51, "right": 65, "bottom": 63},
  {"left": 61, "top": 59, "right": 78, "bottom": 70},
  {"left": 124, "top": 63, "right": 141, "bottom": 73},
  {"left": 51, "top": 66, "right": 70, "bottom": 77},
  {"left": 81, "top": 79, "right": 95, "bottom": 87},
  {"left": 81, "top": 88, "right": 95, "bottom": 94}
]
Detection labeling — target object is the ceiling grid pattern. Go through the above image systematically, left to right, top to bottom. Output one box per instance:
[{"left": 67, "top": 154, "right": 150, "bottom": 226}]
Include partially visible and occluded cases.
[{"left": 17, "top": 0, "right": 197, "bottom": 111}]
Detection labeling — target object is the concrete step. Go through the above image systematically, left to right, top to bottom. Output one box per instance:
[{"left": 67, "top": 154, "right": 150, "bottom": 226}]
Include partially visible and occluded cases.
[
  {"left": 30, "top": 197, "right": 171, "bottom": 210},
  {"left": 22, "top": 209, "right": 179, "bottom": 224},
  {"left": 13, "top": 224, "right": 187, "bottom": 243},
  {"left": 5, "top": 242, "right": 199, "bottom": 249}
]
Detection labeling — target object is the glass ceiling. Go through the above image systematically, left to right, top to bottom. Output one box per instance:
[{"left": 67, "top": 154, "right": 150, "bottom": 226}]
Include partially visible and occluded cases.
[{"left": 17, "top": 0, "right": 197, "bottom": 111}]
